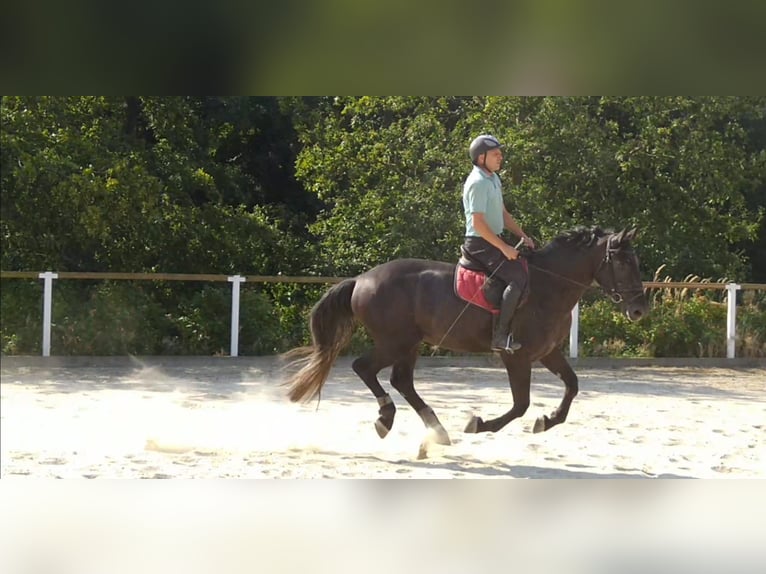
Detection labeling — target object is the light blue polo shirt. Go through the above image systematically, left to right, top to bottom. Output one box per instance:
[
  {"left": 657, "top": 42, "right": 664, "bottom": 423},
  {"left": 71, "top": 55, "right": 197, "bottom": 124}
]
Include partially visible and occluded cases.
[{"left": 463, "top": 165, "right": 504, "bottom": 237}]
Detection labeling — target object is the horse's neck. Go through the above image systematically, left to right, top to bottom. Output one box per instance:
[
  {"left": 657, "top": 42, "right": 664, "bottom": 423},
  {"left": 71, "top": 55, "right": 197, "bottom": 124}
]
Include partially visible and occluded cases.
[{"left": 531, "top": 246, "right": 600, "bottom": 308}]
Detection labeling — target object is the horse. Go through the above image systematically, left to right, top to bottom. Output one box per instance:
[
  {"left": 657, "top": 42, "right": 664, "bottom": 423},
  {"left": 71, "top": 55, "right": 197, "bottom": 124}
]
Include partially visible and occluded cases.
[{"left": 284, "top": 226, "right": 649, "bottom": 449}]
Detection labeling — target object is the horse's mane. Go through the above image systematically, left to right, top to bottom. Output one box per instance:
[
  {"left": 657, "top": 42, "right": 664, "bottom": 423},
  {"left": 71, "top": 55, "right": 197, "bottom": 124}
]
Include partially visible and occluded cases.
[{"left": 535, "top": 226, "right": 612, "bottom": 255}]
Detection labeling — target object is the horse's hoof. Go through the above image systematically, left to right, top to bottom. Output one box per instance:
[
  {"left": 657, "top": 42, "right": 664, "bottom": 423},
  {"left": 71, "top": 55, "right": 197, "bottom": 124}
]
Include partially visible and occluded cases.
[
  {"left": 464, "top": 416, "right": 482, "bottom": 434},
  {"left": 532, "top": 416, "right": 547, "bottom": 434},
  {"left": 375, "top": 418, "right": 391, "bottom": 439},
  {"left": 430, "top": 427, "right": 452, "bottom": 446}
]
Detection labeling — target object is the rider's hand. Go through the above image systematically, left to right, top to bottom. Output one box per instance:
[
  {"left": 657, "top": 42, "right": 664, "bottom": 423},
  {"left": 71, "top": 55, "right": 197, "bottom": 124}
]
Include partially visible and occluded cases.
[
  {"left": 522, "top": 236, "right": 536, "bottom": 249},
  {"left": 502, "top": 243, "right": 519, "bottom": 260}
]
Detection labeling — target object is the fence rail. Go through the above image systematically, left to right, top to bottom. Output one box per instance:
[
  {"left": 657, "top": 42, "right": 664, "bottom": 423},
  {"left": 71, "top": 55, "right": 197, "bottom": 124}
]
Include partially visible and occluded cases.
[
  {"left": 0, "top": 270, "right": 343, "bottom": 283},
  {"left": 1, "top": 271, "right": 764, "bottom": 358},
  {"left": 642, "top": 281, "right": 766, "bottom": 290}
]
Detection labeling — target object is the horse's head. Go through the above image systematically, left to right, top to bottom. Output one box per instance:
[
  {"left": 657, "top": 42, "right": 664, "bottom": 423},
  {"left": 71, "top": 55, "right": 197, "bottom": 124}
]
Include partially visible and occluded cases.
[{"left": 594, "top": 228, "right": 649, "bottom": 321}]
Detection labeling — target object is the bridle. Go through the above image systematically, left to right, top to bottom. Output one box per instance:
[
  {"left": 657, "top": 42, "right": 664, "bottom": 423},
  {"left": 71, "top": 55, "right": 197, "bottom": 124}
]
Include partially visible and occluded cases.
[
  {"left": 526, "top": 234, "right": 644, "bottom": 304},
  {"left": 594, "top": 234, "right": 645, "bottom": 305}
]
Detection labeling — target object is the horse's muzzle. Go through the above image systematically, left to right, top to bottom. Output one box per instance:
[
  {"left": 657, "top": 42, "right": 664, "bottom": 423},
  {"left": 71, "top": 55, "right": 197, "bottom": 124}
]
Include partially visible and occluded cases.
[
  {"left": 615, "top": 289, "right": 649, "bottom": 321},
  {"left": 624, "top": 299, "right": 649, "bottom": 321}
]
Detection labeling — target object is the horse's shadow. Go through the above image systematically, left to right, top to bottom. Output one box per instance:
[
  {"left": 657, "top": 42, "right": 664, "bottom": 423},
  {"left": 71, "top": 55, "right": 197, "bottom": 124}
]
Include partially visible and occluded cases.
[{"left": 348, "top": 453, "right": 693, "bottom": 479}]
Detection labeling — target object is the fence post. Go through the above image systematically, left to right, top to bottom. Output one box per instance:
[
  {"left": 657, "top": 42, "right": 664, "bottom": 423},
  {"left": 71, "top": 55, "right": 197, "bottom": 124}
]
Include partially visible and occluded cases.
[
  {"left": 38, "top": 271, "right": 58, "bottom": 357},
  {"left": 228, "top": 275, "right": 246, "bottom": 357},
  {"left": 726, "top": 283, "right": 741, "bottom": 359},
  {"left": 570, "top": 303, "right": 579, "bottom": 359}
]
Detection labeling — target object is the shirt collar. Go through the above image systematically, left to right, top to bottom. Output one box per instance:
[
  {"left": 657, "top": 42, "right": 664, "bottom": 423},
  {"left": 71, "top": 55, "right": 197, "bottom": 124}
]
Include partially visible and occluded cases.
[{"left": 472, "top": 165, "right": 496, "bottom": 180}]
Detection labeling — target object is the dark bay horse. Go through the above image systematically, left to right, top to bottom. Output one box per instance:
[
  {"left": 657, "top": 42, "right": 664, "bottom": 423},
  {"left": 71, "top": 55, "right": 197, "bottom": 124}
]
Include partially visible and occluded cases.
[{"left": 285, "top": 226, "right": 648, "bottom": 447}]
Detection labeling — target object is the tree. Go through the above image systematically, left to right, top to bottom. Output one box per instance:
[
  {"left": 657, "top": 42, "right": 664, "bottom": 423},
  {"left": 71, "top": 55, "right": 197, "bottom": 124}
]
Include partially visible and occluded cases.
[
  {"left": 0, "top": 96, "right": 309, "bottom": 275},
  {"left": 290, "top": 96, "right": 478, "bottom": 274},
  {"left": 292, "top": 96, "right": 765, "bottom": 281},
  {"left": 500, "top": 96, "right": 765, "bottom": 280}
]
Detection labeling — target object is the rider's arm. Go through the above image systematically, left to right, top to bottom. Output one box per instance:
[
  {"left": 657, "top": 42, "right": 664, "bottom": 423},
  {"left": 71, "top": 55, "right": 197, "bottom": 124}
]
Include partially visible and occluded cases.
[
  {"left": 502, "top": 206, "right": 535, "bottom": 249},
  {"left": 472, "top": 213, "right": 518, "bottom": 260}
]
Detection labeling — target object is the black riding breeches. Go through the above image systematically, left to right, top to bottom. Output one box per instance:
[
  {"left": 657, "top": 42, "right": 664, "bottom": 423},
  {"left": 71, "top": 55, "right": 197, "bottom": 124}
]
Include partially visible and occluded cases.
[{"left": 462, "top": 236, "right": 528, "bottom": 292}]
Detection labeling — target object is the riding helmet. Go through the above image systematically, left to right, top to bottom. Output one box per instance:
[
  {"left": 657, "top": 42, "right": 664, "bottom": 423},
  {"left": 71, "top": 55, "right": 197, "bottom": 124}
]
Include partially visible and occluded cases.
[{"left": 469, "top": 134, "right": 503, "bottom": 165}]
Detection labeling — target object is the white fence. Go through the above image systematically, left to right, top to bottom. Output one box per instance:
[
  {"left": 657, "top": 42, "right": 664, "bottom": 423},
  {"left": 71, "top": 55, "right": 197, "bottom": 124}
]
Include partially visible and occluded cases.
[
  {"left": 1, "top": 271, "right": 339, "bottom": 357},
  {"left": 1, "top": 272, "right": 764, "bottom": 358},
  {"left": 569, "top": 282, "right": 748, "bottom": 359}
]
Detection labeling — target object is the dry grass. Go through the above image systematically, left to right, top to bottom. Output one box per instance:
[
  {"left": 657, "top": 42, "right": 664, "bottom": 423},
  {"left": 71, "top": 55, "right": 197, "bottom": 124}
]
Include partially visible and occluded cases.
[{"left": 647, "top": 265, "right": 765, "bottom": 357}]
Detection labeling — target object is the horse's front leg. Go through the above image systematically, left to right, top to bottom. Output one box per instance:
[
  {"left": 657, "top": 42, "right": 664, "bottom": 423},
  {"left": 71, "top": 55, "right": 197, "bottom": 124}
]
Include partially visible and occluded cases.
[
  {"left": 389, "top": 348, "right": 451, "bottom": 446},
  {"left": 534, "top": 348, "right": 578, "bottom": 433},
  {"left": 465, "top": 357, "right": 531, "bottom": 434}
]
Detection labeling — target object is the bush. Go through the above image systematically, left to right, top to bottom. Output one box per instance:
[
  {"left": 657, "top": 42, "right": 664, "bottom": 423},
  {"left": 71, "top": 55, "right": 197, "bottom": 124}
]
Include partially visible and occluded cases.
[
  {"left": 3, "top": 277, "right": 764, "bottom": 357},
  {"left": 2, "top": 279, "right": 289, "bottom": 356},
  {"left": 1, "top": 280, "right": 42, "bottom": 354},
  {"left": 51, "top": 281, "right": 171, "bottom": 355},
  {"left": 265, "top": 282, "right": 324, "bottom": 351},
  {"left": 268, "top": 282, "right": 374, "bottom": 355},
  {"left": 170, "top": 285, "right": 283, "bottom": 356},
  {"left": 738, "top": 291, "right": 766, "bottom": 357},
  {"left": 579, "top": 292, "right": 764, "bottom": 358},
  {"left": 643, "top": 296, "right": 727, "bottom": 357},
  {"left": 579, "top": 299, "right": 652, "bottom": 357}
]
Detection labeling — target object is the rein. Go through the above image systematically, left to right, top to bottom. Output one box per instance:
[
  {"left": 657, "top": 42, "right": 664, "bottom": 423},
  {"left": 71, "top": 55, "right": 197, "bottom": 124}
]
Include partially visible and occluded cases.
[
  {"left": 433, "top": 234, "right": 643, "bottom": 353},
  {"left": 527, "top": 234, "right": 645, "bottom": 304},
  {"left": 528, "top": 261, "right": 644, "bottom": 304}
]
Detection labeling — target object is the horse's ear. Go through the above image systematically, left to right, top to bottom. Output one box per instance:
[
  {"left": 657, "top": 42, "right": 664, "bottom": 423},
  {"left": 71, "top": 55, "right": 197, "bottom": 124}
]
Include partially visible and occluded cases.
[
  {"left": 625, "top": 227, "right": 638, "bottom": 241},
  {"left": 612, "top": 228, "right": 626, "bottom": 244}
]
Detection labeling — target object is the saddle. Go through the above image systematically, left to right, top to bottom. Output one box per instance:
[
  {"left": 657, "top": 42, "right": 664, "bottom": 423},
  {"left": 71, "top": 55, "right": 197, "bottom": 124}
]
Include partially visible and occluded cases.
[{"left": 454, "top": 246, "right": 529, "bottom": 314}]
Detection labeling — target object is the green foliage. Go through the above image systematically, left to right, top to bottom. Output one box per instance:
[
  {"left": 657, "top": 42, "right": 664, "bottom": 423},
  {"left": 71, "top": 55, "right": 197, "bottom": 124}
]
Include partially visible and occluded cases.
[
  {"left": 0, "top": 96, "right": 310, "bottom": 276},
  {"left": 2, "top": 96, "right": 766, "bottom": 357},
  {"left": 4, "top": 96, "right": 764, "bottom": 281},
  {"left": 292, "top": 96, "right": 766, "bottom": 280},
  {"left": 292, "top": 96, "right": 472, "bottom": 274},
  {"left": 483, "top": 96, "right": 765, "bottom": 280},
  {"left": 3, "top": 277, "right": 764, "bottom": 357},
  {"left": 0, "top": 280, "right": 42, "bottom": 354},
  {"left": 1, "top": 281, "right": 291, "bottom": 356},
  {"left": 51, "top": 282, "right": 171, "bottom": 355},
  {"left": 263, "top": 282, "right": 325, "bottom": 349},
  {"left": 172, "top": 286, "right": 282, "bottom": 355},
  {"left": 579, "top": 292, "right": 765, "bottom": 358},
  {"left": 737, "top": 292, "right": 766, "bottom": 357},
  {"left": 642, "top": 297, "right": 727, "bottom": 358},
  {"left": 579, "top": 299, "right": 652, "bottom": 357}
]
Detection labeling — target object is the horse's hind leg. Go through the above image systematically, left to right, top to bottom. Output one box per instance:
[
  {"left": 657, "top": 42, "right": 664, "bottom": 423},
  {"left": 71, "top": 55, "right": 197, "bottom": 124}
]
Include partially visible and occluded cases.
[
  {"left": 390, "top": 346, "right": 451, "bottom": 446},
  {"left": 534, "top": 348, "right": 579, "bottom": 433},
  {"left": 352, "top": 349, "right": 397, "bottom": 438}
]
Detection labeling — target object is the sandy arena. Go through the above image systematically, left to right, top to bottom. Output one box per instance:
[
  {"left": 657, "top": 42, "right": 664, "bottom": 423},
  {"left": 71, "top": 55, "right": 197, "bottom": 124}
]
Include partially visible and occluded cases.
[{"left": 1, "top": 356, "right": 764, "bottom": 478}]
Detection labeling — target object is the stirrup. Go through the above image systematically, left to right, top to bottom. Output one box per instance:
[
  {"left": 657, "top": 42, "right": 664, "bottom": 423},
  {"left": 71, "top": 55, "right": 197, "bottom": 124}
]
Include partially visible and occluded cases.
[{"left": 491, "top": 334, "right": 522, "bottom": 353}]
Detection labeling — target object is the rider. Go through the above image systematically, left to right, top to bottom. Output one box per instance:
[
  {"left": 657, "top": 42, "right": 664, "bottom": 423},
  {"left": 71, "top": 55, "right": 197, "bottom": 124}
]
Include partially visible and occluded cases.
[{"left": 462, "top": 134, "right": 535, "bottom": 352}]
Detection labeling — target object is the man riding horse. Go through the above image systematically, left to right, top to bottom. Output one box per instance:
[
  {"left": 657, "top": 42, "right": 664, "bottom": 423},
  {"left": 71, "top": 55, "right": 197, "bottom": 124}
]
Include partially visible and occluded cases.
[
  {"left": 462, "top": 135, "right": 535, "bottom": 352},
  {"left": 285, "top": 136, "right": 648, "bottom": 449}
]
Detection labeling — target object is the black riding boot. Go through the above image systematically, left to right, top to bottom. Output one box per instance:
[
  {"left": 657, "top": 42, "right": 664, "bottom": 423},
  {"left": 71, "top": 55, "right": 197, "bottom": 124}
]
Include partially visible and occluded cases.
[{"left": 491, "top": 284, "right": 522, "bottom": 352}]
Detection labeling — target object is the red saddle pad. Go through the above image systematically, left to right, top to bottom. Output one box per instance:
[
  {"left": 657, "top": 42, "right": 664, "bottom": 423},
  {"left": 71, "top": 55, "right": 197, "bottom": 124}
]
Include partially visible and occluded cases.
[{"left": 454, "top": 266, "right": 499, "bottom": 314}]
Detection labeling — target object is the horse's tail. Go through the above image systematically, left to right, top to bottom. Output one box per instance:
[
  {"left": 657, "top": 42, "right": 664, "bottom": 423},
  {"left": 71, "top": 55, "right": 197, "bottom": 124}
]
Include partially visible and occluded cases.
[{"left": 283, "top": 278, "right": 357, "bottom": 403}]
